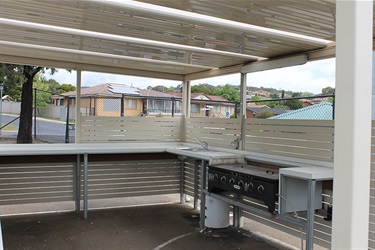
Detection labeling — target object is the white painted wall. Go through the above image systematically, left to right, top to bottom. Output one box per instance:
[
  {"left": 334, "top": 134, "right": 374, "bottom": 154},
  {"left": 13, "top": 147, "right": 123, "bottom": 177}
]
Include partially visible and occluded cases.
[{"left": 2, "top": 102, "right": 21, "bottom": 114}]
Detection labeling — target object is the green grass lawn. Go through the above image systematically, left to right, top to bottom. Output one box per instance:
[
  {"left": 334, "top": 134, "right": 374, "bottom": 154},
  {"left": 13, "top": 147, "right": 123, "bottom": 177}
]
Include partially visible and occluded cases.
[{"left": 1, "top": 123, "right": 18, "bottom": 131}]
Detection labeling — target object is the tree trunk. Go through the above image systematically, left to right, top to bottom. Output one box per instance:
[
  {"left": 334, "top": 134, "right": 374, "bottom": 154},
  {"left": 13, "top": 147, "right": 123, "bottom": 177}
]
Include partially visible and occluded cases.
[
  {"left": 16, "top": 66, "right": 42, "bottom": 144},
  {"left": 17, "top": 76, "right": 34, "bottom": 143}
]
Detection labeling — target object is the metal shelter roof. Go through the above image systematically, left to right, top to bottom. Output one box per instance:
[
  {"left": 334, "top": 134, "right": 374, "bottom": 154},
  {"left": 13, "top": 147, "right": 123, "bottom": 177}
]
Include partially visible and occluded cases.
[
  {"left": 0, "top": 0, "right": 354, "bottom": 81},
  {"left": 270, "top": 102, "right": 333, "bottom": 120}
]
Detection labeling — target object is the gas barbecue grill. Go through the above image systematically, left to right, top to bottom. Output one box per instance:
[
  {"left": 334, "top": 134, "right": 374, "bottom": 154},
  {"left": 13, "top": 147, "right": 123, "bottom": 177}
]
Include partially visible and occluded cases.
[{"left": 208, "top": 164, "right": 279, "bottom": 214}]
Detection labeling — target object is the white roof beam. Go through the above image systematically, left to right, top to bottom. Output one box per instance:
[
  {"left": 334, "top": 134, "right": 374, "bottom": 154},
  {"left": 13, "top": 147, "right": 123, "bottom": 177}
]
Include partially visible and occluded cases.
[
  {"left": 97, "top": 0, "right": 334, "bottom": 47},
  {"left": 0, "top": 18, "right": 263, "bottom": 61},
  {"left": 0, "top": 41, "right": 212, "bottom": 70},
  {"left": 0, "top": 54, "right": 184, "bottom": 81},
  {"left": 241, "top": 54, "right": 307, "bottom": 73}
]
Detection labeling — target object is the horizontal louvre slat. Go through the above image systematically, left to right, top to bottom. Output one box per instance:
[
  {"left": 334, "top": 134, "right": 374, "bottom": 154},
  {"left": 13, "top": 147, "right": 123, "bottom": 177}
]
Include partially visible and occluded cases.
[
  {"left": 186, "top": 118, "right": 240, "bottom": 150},
  {"left": 245, "top": 119, "right": 334, "bottom": 161},
  {"left": 246, "top": 119, "right": 334, "bottom": 127},
  {"left": 246, "top": 124, "right": 333, "bottom": 134},
  {"left": 246, "top": 130, "right": 334, "bottom": 141},
  {"left": 186, "top": 132, "right": 239, "bottom": 141},
  {"left": 245, "top": 136, "right": 334, "bottom": 150},
  {"left": 246, "top": 143, "right": 333, "bottom": 158},
  {"left": 0, "top": 165, "right": 73, "bottom": 173},
  {"left": 0, "top": 177, "right": 73, "bottom": 185},
  {"left": 87, "top": 180, "right": 179, "bottom": 189},
  {"left": 85, "top": 184, "right": 179, "bottom": 195},
  {"left": 1, "top": 185, "right": 72, "bottom": 196},
  {"left": 86, "top": 189, "right": 179, "bottom": 200},
  {"left": 0, "top": 190, "right": 73, "bottom": 200},
  {"left": 0, "top": 196, "right": 73, "bottom": 206},
  {"left": 243, "top": 211, "right": 331, "bottom": 249}
]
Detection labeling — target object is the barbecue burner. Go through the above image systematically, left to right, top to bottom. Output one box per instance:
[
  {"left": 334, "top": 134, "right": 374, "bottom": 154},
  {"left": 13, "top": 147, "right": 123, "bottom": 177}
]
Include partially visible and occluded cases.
[{"left": 208, "top": 164, "right": 279, "bottom": 214}]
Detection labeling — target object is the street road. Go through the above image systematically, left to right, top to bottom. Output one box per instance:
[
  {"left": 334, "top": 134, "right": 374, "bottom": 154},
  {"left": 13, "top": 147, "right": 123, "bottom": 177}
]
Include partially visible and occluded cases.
[{"left": 1, "top": 114, "right": 75, "bottom": 143}]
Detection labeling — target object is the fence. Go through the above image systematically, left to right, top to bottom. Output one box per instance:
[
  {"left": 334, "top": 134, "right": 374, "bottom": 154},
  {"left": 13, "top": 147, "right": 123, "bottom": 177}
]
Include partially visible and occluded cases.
[
  {"left": 3, "top": 89, "right": 333, "bottom": 144},
  {"left": 247, "top": 94, "right": 335, "bottom": 120},
  {"left": 76, "top": 95, "right": 236, "bottom": 119},
  {"left": 80, "top": 116, "right": 181, "bottom": 143}
]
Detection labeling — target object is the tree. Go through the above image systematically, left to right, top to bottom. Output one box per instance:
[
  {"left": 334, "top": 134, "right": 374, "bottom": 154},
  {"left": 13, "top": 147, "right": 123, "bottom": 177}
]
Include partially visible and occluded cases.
[
  {"left": 0, "top": 64, "right": 56, "bottom": 143},
  {"left": 0, "top": 64, "right": 23, "bottom": 101},
  {"left": 34, "top": 76, "right": 52, "bottom": 108},
  {"left": 59, "top": 83, "right": 76, "bottom": 93},
  {"left": 213, "top": 84, "right": 240, "bottom": 101},
  {"left": 151, "top": 85, "right": 166, "bottom": 92},
  {"left": 191, "top": 85, "right": 213, "bottom": 95},
  {"left": 322, "top": 86, "right": 335, "bottom": 95},
  {"left": 291, "top": 92, "right": 302, "bottom": 97},
  {"left": 302, "top": 92, "right": 314, "bottom": 97},
  {"left": 269, "top": 93, "right": 280, "bottom": 99},
  {"left": 283, "top": 99, "right": 304, "bottom": 110},
  {"left": 255, "top": 110, "right": 274, "bottom": 119}
]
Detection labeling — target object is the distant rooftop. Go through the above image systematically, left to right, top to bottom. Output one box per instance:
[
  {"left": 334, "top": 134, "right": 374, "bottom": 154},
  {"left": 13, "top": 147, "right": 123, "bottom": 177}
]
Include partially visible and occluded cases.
[
  {"left": 59, "top": 83, "right": 141, "bottom": 97},
  {"left": 247, "top": 106, "right": 286, "bottom": 115}
]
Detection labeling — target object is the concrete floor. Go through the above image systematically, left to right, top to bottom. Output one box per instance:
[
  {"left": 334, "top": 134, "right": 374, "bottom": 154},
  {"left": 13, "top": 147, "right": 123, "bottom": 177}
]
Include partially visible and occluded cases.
[{"left": 1, "top": 204, "right": 281, "bottom": 250}]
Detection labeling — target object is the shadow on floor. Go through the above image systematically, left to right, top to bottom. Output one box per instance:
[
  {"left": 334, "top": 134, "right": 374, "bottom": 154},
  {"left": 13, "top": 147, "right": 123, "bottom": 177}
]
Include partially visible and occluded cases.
[{"left": 1, "top": 204, "right": 279, "bottom": 250}]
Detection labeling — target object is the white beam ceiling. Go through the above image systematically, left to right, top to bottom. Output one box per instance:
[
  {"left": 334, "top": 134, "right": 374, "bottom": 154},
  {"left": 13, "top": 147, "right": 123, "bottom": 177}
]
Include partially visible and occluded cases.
[{"left": 0, "top": 0, "right": 350, "bottom": 80}]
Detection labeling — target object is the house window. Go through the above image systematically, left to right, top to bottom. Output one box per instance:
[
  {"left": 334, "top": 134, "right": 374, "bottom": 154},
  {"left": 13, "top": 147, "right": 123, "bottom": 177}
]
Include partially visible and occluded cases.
[
  {"left": 103, "top": 99, "right": 120, "bottom": 112},
  {"left": 125, "top": 99, "right": 137, "bottom": 109},
  {"left": 148, "top": 100, "right": 165, "bottom": 113},
  {"left": 174, "top": 101, "right": 182, "bottom": 113},
  {"left": 191, "top": 104, "right": 200, "bottom": 113},
  {"left": 215, "top": 105, "right": 221, "bottom": 113}
]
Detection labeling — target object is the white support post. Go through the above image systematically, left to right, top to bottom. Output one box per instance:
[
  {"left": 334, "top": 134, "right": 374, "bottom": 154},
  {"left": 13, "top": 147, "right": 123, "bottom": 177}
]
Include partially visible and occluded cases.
[
  {"left": 332, "top": 1, "right": 373, "bottom": 249},
  {"left": 75, "top": 69, "right": 82, "bottom": 143},
  {"left": 239, "top": 73, "right": 247, "bottom": 150},
  {"left": 180, "top": 81, "right": 191, "bottom": 141},
  {"left": 181, "top": 81, "right": 191, "bottom": 118},
  {"left": 186, "top": 81, "right": 191, "bottom": 118}
]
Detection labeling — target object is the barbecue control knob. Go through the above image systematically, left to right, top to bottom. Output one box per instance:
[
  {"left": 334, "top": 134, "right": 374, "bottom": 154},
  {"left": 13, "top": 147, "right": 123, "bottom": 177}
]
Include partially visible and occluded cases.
[
  {"left": 214, "top": 174, "right": 219, "bottom": 181},
  {"left": 220, "top": 176, "right": 226, "bottom": 183},
  {"left": 229, "top": 178, "right": 235, "bottom": 185},
  {"left": 238, "top": 180, "right": 244, "bottom": 187},
  {"left": 248, "top": 182, "right": 254, "bottom": 190},
  {"left": 258, "top": 185, "right": 265, "bottom": 194}
]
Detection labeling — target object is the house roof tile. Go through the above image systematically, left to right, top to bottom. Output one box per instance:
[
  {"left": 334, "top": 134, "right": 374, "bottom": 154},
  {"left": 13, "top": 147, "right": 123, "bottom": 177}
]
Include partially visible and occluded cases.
[{"left": 247, "top": 106, "right": 286, "bottom": 115}]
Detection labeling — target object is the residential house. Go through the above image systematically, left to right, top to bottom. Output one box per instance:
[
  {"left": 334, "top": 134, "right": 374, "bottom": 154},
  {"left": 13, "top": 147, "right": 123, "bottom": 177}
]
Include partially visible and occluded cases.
[
  {"left": 52, "top": 83, "right": 182, "bottom": 117},
  {"left": 53, "top": 83, "right": 144, "bottom": 117},
  {"left": 53, "top": 84, "right": 235, "bottom": 118},
  {"left": 139, "top": 89, "right": 181, "bottom": 116},
  {"left": 251, "top": 89, "right": 271, "bottom": 98},
  {"left": 168, "top": 92, "right": 235, "bottom": 118},
  {"left": 300, "top": 97, "right": 331, "bottom": 107},
  {"left": 270, "top": 102, "right": 333, "bottom": 120}
]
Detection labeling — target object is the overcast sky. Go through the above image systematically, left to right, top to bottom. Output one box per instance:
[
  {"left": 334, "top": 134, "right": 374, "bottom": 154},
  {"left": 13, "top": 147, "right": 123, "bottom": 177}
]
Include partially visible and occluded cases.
[{"left": 43, "top": 58, "right": 335, "bottom": 94}]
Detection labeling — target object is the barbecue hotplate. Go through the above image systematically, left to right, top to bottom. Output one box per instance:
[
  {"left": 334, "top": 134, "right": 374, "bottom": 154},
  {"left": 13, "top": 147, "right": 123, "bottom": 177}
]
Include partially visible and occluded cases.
[{"left": 208, "top": 164, "right": 279, "bottom": 214}]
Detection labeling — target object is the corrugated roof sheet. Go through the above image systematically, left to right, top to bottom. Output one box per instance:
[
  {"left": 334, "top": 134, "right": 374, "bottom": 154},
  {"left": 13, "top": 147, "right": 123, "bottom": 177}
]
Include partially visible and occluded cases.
[
  {"left": 0, "top": 0, "right": 343, "bottom": 80},
  {"left": 270, "top": 102, "right": 333, "bottom": 120}
]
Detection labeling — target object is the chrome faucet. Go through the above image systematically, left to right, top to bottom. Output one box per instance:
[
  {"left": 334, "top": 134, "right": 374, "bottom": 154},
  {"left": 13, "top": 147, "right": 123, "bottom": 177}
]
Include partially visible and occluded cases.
[
  {"left": 231, "top": 137, "right": 241, "bottom": 150},
  {"left": 192, "top": 138, "right": 208, "bottom": 150}
]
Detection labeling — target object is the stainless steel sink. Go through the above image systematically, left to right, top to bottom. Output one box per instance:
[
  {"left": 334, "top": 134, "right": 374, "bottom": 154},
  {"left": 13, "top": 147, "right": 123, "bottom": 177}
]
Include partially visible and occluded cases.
[
  {"left": 175, "top": 147, "right": 217, "bottom": 152},
  {"left": 184, "top": 148, "right": 217, "bottom": 152}
]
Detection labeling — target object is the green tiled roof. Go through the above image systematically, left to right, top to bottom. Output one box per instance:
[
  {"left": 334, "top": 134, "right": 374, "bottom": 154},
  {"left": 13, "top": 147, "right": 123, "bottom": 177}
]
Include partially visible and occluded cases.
[{"left": 270, "top": 102, "right": 333, "bottom": 120}]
